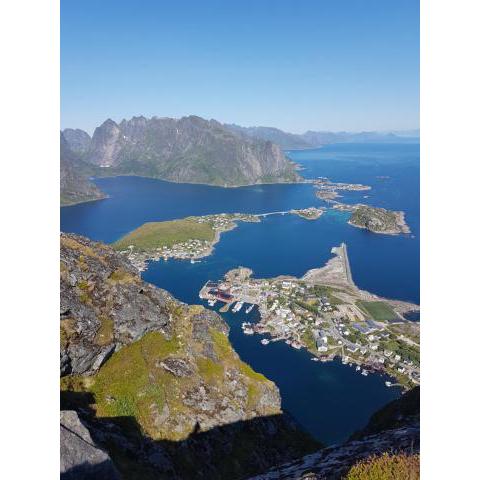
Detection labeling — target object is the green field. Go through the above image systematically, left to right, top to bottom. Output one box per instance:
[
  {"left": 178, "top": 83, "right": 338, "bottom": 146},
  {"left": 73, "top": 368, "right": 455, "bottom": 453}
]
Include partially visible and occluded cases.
[
  {"left": 112, "top": 217, "right": 215, "bottom": 251},
  {"left": 357, "top": 301, "right": 398, "bottom": 322}
]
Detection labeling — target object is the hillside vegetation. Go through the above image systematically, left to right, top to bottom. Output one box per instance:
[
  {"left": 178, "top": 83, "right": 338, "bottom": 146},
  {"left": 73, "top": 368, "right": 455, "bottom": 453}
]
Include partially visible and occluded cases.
[{"left": 113, "top": 218, "right": 215, "bottom": 251}]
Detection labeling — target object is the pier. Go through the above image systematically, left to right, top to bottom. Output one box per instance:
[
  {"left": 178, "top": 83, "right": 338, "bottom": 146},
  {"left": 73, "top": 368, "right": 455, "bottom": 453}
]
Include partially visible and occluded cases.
[{"left": 340, "top": 242, "right": 354, "bottom": 286}]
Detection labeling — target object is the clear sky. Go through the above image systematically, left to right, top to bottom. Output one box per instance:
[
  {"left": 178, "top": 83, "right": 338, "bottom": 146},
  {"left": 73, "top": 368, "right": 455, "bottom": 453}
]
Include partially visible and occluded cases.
[{"left": 61, "top": 0, "right": 419, "bottom": 134}]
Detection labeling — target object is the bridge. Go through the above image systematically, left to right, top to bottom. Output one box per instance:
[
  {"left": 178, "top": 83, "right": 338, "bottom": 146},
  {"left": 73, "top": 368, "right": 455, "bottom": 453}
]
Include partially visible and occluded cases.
[{"left": 256, "top": 210, "right": 290, "bottom": 218}]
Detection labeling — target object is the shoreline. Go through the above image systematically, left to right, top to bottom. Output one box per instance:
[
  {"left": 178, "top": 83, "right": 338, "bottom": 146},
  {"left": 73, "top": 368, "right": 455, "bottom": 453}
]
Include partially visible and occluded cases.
[{"left": 116, "top": 209, "right": 327, "bottom": 270}]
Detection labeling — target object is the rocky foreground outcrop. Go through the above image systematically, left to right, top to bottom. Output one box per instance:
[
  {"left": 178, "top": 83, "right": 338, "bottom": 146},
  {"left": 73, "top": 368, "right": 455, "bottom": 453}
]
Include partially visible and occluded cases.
[
  {"left": 62, "top": 115, "right": 300, "bottom": 187},
  {"left": 60, "top": 233, "right": 318, "bottom": 479},
  {"left": 60, "top": 410, "right": 120, "bottom": 480}
]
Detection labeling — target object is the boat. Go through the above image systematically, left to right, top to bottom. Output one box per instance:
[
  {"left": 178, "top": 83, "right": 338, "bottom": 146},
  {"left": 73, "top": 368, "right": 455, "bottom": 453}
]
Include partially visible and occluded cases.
[
  {"left": 207, "top": 299, "right": 217, "bottom": 307},
  {"left": 232, "top": 301, "right": 244, "bottom": 313},
  {"left": 245, "top": 304, "right": 255, "bottom": 314},
  {"left": 243, "top": 328, "right": 254, "bottom": 335},
  {"left": 261, "top": 339, "right": 270, "bottom": 345},
  {"left": 311, "top": 357, "right": 319, "bottom": 362},
  {"left": 356, "top": 366, "right": 361, "bottom": 371},
  {"left": 361, "top": 369, "right": 368, "bottom": 376},
  {"left": 385, "top": 381, "right": 392, "bottom": 387}
]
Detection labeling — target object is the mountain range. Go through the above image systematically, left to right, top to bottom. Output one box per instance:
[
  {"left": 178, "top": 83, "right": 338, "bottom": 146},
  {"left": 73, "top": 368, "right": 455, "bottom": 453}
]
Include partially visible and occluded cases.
[
  {"left": 60, "top": 115, "right": 419, "bottom": 206},
  {"left": 60, "top": 116, "right": 300, "bottom": 205},
  {"left": 225, "top": 124, "right": 419, "bottom": 150}
]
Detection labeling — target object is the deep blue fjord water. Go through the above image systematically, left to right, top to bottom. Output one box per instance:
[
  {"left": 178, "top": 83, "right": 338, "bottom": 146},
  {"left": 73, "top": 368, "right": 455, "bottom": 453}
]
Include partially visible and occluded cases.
[{"left": 61, "top": 143, "right": 419, "bottom": 445}]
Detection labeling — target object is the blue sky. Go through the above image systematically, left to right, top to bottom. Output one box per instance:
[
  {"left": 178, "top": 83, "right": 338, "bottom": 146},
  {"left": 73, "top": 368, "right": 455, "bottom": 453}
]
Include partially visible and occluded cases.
[{"left": 61, "top": 0, "right": 419, "bottom": 134}]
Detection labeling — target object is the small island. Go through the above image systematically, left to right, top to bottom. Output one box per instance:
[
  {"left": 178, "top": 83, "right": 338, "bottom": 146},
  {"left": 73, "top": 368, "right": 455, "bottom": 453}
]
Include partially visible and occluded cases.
[
  {"left": 313, "top": 178, "right": 371, "bottom": 203},
  {"left": 348, "top": 205, "right": 411, "bottom": 235},
  {"left": 290, "top": 207, "right": 325, "bottom": 220},
  {"left": 199, "top": 244, "right": 420, "bottom": 388}
]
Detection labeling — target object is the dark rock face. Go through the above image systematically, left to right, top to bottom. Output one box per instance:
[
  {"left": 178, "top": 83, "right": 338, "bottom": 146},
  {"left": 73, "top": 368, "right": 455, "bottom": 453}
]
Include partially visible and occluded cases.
[
  {"left": 84, "top": 115, "right": 300, "bottom": 186},
  {"left": 62, "top": 128, "right": 92, "bottom": 154},
  {"left": 60, "top": 133, "right": 105, "bottom": 206},
  {"left": 60, "top": 410, "right": 120, "bottom": 480}
]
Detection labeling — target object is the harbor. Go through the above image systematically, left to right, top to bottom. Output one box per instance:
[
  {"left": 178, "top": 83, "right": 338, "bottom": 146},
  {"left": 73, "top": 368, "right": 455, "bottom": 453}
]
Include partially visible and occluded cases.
[{"left": 198, "top": 245, "right": 420, "bottom": 389}]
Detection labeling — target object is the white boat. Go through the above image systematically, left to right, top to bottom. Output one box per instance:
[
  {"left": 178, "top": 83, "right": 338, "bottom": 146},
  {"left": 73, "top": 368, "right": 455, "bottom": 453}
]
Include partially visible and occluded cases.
[
  {"left": 207, "top": 299, "right": 217, "bottom": 307},
  {"left": 232, "top": 301, "right": 244, "bottom": 313},
  {"left": 245, "top": 304, "right": 254, "bottom": 314},
  {"left": 243, "top": 328, "right": 254, "bottom": 335},
  {"left": 261, "top": 339, "right": 270, "bottom": 345},
  {"left": 311, "top": 357, "right": 319, "bottom": 362},
  {"left": 356, "top": 366, "right": 361, "bottom": 371},
  {"left": 361, "top": 369, "right": 368, "bottom": 376},
  {"left": 385, "top": 381, "right": 392, "bottom": 387}
]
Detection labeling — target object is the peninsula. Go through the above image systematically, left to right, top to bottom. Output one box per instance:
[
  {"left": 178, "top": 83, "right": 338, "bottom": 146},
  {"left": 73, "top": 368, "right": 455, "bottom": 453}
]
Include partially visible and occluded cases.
[
  {"left": 113, "top": 209, "right": 326, "bottom": 270},
  {"left": 199, "top": 244, "right": 420, "bottom": 388}
]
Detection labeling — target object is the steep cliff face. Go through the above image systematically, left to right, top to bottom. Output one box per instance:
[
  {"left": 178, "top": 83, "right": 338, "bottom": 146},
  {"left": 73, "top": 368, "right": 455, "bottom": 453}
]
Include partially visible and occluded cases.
[
  {"left": 81, "top": 115, "right": 300, "bottom": 186},
  {"left": 60, "top": 133, "right": 105, "bottom": 206},
  {"left": 60, "top": 233, "right": 318, "bottom": 479}
]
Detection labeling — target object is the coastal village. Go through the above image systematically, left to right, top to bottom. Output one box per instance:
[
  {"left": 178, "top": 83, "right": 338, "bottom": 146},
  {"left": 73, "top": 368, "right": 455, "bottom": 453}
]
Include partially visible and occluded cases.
[
  {"left": 114, "top": 209, "right": 325, "bottom": 271},
  {"left": 199, "top": 244, "right": 420, "bottom": 389}
]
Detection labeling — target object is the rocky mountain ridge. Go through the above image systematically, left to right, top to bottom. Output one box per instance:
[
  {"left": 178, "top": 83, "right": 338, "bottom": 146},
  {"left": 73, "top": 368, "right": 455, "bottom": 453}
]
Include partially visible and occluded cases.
[
  {"left": 62, "top": 115, "right": 300, "bottom": 188},
  {"left": 224, "top": 124, "right": 419, "bottom": 150}
]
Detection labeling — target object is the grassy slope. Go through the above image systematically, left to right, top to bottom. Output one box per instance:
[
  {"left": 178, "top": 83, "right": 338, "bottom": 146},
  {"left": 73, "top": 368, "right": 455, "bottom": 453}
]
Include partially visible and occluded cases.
[
  {"left": 112, "top": 218, "right": 215, "bottom": 251},
  {"left": 60, "top": 307, "right": 276, "bottom": 442},
  {"left": 345, "top": 453, "right": 420, "bottom": 480}
]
